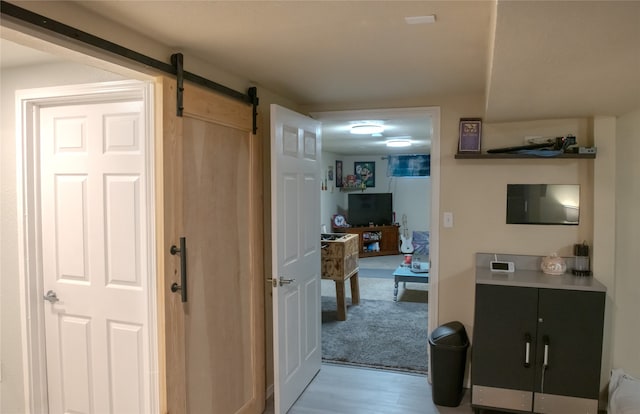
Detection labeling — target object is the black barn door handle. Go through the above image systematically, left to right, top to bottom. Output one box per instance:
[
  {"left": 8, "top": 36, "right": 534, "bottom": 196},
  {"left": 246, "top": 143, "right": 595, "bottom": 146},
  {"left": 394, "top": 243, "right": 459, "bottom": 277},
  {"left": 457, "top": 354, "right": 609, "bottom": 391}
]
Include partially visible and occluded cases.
[{"left": 170, "top": 237, "right": 187, "bottom": 302}]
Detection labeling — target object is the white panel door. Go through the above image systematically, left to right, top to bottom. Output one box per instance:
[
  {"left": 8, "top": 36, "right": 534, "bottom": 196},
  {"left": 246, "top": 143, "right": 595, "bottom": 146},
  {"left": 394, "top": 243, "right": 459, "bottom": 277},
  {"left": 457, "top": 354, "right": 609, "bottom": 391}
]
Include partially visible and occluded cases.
[
  {"left": 40, "top": 100, "right": 152, "bottom": 414},
  {"left": 271, "top": 104, "right": 322, "bottom": 414}
]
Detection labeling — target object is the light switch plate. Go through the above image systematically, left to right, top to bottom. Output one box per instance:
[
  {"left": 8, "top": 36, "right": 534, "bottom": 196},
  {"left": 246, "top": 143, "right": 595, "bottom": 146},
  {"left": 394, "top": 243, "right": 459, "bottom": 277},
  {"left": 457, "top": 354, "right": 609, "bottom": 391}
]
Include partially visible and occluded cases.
[{"left": 443, "top": 212, "right": 454, "bottom": 228}]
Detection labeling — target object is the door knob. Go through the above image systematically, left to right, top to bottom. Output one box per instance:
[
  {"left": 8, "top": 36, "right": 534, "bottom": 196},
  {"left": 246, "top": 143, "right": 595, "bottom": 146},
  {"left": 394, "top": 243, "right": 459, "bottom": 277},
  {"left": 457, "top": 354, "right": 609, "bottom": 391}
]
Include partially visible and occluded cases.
[{"left": 43, "top": 290, "right": 59, "bottom": 303}]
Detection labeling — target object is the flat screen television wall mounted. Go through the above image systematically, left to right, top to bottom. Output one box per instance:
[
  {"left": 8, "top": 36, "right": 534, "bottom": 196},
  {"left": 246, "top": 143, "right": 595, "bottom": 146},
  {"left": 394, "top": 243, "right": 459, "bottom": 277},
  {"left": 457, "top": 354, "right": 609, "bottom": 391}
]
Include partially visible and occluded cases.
[
  {"left": 506, "top": 184, "right": 580, "bottom": 225},
  {"left": 348, "top": 193, "right": 393, "bottom": 227}
]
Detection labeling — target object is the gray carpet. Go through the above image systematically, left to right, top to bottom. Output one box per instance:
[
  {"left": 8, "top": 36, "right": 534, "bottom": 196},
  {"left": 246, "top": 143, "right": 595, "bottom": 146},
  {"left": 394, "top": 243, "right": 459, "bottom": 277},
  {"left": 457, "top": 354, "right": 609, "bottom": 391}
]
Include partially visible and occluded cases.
[
  {"left": 357, "top": 254, "right": 413, "bottom": 279},
  {"left": 321, "top": 295, "right": 428, "bottom": 374}
]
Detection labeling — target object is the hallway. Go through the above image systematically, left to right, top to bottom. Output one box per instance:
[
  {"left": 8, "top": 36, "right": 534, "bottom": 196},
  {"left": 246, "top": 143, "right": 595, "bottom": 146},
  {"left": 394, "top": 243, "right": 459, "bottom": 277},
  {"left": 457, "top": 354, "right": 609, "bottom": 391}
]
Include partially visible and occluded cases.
[{"left": 265, "top": 363, "right": 474, "bottom": 414}]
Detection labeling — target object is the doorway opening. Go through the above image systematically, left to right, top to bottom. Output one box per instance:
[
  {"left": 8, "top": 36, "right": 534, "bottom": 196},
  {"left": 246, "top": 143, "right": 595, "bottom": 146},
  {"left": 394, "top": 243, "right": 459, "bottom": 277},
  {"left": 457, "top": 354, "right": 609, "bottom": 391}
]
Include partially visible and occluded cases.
[
  {"left": 312, "top": 107, "right": 440, "bottom": 376},
  {"left": 321, "top": 252, "right": 429, "bottom": 373}
]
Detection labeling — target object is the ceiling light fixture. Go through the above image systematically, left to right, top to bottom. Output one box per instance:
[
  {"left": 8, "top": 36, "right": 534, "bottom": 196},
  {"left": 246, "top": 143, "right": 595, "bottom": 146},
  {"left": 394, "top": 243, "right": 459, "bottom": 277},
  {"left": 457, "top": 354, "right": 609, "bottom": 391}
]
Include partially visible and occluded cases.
[
  {"left": 405, "top": 15, "right": 436, "bottom": 25},
  {"left": 350, "top": 124, "right": 385, "bottom": 135},
  {"left": 386, "top": 139, "right": 412, "bottom": 148}
]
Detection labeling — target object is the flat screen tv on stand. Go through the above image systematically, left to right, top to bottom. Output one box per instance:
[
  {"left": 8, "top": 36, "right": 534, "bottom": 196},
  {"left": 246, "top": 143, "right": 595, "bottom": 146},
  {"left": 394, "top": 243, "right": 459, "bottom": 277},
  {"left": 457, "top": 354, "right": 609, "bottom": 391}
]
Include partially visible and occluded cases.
[{"left": 348, "top": 193, "right": 393, "bottom": 227}]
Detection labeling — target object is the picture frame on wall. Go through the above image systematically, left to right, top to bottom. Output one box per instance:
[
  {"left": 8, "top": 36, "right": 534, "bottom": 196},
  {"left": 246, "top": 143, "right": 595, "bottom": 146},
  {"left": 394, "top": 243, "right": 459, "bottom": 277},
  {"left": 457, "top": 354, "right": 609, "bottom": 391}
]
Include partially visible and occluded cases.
[
  {"left": 458, "top": 118, "right": 482, "bottom": 153},
  {"left": 335, "top": 160, "right": 343, "bottom": 187},
  {"left": 354, "top": 161, "right": 375, "bottom": 187},
  {"left": 327, "top": 165, "right": 334, "bottom": 181}
]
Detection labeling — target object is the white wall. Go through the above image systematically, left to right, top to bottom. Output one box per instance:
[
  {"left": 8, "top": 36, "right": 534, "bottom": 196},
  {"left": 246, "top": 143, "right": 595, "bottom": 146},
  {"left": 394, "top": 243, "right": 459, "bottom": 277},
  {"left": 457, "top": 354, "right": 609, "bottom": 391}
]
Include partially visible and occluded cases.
[
  {"left": 1, "top": 2, "right": 307, "bottom": 402},
  {"left": 4, "top": 2, "right": 637, "bottom": 406},
  {"left": 0, "top": 62, "right": 126, "bottom": 414},
  {"left": 613, "top": 108, "right": 640, "bottom": 377},
  {"left": 437, "top": 109, "right": 600, "bottom": 383},
  {"left": 439, "top": 116, "right": 595, "bottom": 316},
  {"left": 319, "top": 150, "right": 347, "bottom": 232},
  {"left": 320, "top": 153, "right": 431, "bottom": 234}
]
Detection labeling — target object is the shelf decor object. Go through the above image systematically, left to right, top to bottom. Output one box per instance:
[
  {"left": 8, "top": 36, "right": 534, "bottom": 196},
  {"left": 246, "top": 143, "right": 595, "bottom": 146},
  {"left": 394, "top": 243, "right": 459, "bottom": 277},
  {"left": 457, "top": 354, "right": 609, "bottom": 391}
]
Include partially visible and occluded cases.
[
  {"left": 458, "top": 118, "right": 482, "bottom": 153},
  {"left": 454, "top": 152, "right": 596, "bottom": 159},
  {"left": 335, "top": 160, "right": 343, "bottom": 188}
]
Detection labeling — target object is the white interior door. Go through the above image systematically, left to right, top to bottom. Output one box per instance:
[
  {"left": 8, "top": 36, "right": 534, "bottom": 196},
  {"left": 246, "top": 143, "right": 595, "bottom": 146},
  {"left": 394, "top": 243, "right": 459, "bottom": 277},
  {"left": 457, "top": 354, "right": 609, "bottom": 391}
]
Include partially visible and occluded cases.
[
  {"left": 39, "top": 98, "right": 152, "bottom": 414},
  {"left": 271, "top": 104, "right": 322, "bottom": 414}
]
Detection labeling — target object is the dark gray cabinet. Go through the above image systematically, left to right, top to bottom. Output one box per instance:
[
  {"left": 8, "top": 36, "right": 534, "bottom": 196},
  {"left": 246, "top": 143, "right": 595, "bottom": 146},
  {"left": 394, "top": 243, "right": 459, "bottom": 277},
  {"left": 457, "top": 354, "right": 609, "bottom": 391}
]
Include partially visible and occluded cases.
[{"left": 472, "top": 284, "right": 605, "bottom": 414}]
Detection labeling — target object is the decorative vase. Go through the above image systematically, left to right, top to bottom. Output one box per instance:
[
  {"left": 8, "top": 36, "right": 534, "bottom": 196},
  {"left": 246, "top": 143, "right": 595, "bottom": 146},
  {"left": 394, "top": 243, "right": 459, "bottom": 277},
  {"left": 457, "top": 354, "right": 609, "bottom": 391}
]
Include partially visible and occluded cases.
[{"left": 541, "top": 253, "right": 566, "bottom": 275}]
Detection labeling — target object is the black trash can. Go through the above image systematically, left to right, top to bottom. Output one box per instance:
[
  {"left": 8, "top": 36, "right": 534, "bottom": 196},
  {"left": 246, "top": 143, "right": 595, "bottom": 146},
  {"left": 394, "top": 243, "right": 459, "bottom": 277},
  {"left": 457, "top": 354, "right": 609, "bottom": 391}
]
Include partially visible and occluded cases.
[{"left": 428, "top": 321, "right": 469, "bottom": 407}]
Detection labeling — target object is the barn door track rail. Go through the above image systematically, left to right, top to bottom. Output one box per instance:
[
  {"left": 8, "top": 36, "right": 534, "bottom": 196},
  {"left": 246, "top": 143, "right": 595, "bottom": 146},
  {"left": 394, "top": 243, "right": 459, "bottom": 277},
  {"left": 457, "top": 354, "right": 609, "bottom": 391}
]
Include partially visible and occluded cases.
[{"left": 0, "top": 0, "right": 259, "bottom": 133}]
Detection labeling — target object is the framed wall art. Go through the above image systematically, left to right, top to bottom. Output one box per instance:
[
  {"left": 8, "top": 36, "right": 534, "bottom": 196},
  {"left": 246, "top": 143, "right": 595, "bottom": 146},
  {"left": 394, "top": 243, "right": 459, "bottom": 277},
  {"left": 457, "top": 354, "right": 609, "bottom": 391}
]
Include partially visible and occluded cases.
[
  {"left": 458, "top": 118, "right": 482, "bottom": 153},
  {"left": 354, "top": 161, "right": 375, "bottom": 187}
]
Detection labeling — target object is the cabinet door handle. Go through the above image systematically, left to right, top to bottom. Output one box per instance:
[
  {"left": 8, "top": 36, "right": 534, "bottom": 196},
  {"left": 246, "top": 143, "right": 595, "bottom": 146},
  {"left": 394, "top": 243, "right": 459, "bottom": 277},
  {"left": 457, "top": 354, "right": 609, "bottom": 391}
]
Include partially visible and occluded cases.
[
  {"left": 524, "top": 333, "right": 531, "bottom": 367},
  {"left": 541, "top": 335, "right": 550, "bottom": 393},
  {"left": 543, "top": 335, "right": 550, "bottom": 367}
]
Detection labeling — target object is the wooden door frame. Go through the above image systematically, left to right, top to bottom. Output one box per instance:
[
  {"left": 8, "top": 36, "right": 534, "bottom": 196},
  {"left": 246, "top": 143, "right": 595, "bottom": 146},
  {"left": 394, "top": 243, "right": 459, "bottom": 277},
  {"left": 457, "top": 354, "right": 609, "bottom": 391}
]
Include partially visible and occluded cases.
[
  {"left": 15, "top": 80, "right": 158, "bottom": 414},
  {"left": 311, "top": 106, "right": 441, "bottom": 367}
]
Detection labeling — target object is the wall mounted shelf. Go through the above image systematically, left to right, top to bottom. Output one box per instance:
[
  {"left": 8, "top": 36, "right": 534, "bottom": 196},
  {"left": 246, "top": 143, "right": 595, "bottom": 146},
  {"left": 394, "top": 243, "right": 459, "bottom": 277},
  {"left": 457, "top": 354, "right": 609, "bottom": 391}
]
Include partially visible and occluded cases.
[
  {"left": 455, "top": 153, "right": 596, "bottom": 160},
  {"left": 339, "top": 186, "right": 366, "bottom": 192}
]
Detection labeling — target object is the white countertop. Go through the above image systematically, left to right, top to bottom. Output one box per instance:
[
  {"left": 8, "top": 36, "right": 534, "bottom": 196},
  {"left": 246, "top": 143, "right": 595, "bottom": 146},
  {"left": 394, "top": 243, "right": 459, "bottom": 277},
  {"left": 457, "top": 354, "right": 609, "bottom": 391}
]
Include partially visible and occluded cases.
[{"left": 476, "top": 268, "right": 606, "bottom": 292}]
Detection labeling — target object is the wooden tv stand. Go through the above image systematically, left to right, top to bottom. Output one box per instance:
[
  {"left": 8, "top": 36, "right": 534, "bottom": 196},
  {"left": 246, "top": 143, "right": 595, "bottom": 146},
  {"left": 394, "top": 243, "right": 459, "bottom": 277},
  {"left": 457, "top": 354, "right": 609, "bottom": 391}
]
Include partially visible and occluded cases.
[{"left": 338, "top": 225, "right": 399, "bottom": 258}]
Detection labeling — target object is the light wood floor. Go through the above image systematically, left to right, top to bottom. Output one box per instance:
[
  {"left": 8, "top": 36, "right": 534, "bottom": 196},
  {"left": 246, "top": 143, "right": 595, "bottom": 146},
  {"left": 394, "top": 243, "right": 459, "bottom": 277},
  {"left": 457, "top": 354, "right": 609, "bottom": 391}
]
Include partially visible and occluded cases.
[
  {"left": 264, "top": 255, "right": 475, "bottom": 413},
  {"left": 264, "top": 363, "right": 475, "bottom": 414}
]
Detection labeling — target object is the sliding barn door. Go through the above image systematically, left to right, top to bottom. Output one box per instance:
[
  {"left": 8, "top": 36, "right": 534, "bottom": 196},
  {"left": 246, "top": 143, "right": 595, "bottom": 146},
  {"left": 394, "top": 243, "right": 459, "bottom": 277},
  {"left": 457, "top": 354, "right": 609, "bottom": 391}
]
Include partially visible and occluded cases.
[{"left": 157, "top": 76, "right": 264, "bottom": 414}]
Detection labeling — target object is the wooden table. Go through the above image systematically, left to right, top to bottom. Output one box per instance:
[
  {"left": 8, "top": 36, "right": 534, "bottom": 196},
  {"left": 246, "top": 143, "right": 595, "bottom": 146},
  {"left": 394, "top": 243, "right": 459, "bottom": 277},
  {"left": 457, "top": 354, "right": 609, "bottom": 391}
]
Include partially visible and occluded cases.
[
  {"left": 321, "top": 233, "right": 360, "bottom": 321},
  {"left": 392, "top": 265, "right": 429, "bottom": 301},
  {"left": 329, "top": 268, "right": 360, "bottom": 321}
]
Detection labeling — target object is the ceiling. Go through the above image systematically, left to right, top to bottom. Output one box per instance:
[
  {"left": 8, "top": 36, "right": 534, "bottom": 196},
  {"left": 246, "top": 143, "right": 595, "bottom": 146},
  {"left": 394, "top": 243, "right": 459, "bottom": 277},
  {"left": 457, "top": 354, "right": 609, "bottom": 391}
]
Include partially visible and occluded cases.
[{"left": 1, "top": 1, "right": 638, "bottom": 155}]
